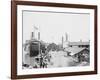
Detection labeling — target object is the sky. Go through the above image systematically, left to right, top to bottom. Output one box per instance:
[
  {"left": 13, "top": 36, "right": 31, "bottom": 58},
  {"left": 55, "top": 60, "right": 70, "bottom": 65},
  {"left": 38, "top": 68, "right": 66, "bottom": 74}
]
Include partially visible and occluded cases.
[{"left": 23, "top": 10, "right": 90, "bottom": 44}]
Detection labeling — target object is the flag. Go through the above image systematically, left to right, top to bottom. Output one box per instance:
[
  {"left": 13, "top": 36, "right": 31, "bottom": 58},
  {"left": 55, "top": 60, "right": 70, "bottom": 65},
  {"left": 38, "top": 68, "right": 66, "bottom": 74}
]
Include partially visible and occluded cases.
[{"left": 34, "top": 26, "right": 38, "bottom": 30}]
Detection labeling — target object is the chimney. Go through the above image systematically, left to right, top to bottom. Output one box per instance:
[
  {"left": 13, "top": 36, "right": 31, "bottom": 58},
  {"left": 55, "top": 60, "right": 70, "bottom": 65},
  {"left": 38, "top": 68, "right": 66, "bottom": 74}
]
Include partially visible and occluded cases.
[
  {"left": 31, "top": 32, "right": 34, "bottom": 39},
  {"left": 38, "top": 32, "right": 40, "bottom": 40},
  {"left": 65, "top": 33, "right": 68, "bottom": 42},
  {"left": 62, "top": 36, "right": 64, "bottom": 48},
  {"left": 80, "top": 39, "right": 82, "bottom": 42}
]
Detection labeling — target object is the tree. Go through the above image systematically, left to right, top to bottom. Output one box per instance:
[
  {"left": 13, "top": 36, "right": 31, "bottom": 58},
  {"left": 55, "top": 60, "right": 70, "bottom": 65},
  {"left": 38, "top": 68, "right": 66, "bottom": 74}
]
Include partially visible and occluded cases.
[{"left": 47, "top": 43, "right": 57, "bottom": 52}]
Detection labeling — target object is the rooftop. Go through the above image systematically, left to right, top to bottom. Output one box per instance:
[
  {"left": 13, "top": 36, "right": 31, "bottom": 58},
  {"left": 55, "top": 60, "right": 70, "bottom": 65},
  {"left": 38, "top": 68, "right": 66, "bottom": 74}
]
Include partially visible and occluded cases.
[
  {"left": 69, "top": 42, "right": 90, "bottom": 46},
  {"left": 65, "top": 47, "right": 88, "bottom": 55}
]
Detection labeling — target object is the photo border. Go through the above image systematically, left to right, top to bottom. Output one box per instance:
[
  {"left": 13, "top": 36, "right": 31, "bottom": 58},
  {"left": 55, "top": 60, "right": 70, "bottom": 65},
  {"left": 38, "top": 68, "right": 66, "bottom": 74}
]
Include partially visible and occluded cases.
[{"left": 11, "top": 1, "right": 97, "bottom": 79}]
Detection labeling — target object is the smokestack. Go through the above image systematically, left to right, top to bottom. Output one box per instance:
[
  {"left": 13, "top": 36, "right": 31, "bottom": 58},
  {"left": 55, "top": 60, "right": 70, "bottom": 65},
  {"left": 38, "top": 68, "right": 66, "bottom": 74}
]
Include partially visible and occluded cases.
[
  {"left": 31, "top": 32, "right": 34, "bottom": 39},
  {"left": 38, "top": 32, "right": 40, "bottom": 40},
  {"left": 65, "top": 33, "right": 68, "bottom": 41},
  {"left": 62, "top": 36, "right": 64, "bottom": 48},
  {"left": 80, "top": 39, "right": 82, "bottom": 42}
]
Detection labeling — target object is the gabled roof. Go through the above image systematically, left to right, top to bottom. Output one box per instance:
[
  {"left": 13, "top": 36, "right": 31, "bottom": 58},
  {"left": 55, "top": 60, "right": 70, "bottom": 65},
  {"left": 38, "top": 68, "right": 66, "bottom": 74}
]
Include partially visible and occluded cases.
[{"left": 65, "top": 47, "right": 88, "bottom": 55}]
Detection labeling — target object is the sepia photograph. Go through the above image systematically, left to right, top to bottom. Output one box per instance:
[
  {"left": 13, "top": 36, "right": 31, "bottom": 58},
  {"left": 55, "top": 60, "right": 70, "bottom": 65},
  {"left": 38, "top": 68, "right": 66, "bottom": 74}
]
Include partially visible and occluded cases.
[{"left": 22, "top": 10, "right": 90, "bottom": 69}]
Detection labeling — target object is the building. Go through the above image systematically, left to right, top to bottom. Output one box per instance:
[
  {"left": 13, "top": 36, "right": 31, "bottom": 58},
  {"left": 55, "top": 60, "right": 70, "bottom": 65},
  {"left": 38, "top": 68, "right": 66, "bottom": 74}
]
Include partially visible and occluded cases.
[
  {"left": 23, "top": 31, "right": 47, "bottom": 68},
  {"left": 62, "top": 33, "right": 90, "bottom": 63},
  {"left": 62, "top": 33, "right": 90, "bottom": 49},
  {"left": 69, "top": 42, "right": 89, "bottom": 48},
  {"left": 65, "top": 47, "right": 89, "bottom": 62}
]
